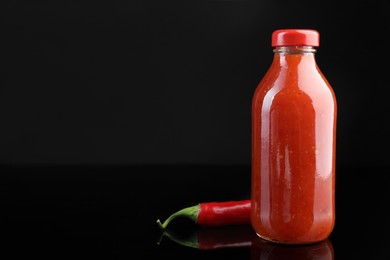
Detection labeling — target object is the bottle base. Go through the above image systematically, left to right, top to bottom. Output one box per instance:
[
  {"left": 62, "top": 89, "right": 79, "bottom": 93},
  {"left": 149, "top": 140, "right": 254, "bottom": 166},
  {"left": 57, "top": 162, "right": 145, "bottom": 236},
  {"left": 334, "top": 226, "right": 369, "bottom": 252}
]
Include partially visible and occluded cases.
[{"left": 254, "top": 232, "right": 327, "bottom": 245}]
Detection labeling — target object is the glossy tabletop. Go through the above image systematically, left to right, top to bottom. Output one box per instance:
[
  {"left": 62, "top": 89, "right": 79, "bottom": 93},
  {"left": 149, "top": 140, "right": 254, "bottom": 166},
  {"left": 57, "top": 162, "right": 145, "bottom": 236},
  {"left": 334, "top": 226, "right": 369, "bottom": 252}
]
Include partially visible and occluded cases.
[{"left": 1, "top": 164, "right": 389, "bottom": 259}]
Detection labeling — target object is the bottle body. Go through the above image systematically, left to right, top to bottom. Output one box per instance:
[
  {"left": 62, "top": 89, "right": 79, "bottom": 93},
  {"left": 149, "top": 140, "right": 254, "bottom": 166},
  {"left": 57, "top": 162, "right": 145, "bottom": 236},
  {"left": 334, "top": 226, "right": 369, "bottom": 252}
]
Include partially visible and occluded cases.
[{"left": 251, "top": 45, "right": 337, "bottom": 244}]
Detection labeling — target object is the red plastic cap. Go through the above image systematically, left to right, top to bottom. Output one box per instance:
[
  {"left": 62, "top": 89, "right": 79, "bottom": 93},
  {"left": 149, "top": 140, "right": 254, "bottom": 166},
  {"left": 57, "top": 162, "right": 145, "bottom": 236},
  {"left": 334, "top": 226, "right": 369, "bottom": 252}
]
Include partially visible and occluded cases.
[{"left": 272, "top": 29, "right": 320, "bottom": 47}]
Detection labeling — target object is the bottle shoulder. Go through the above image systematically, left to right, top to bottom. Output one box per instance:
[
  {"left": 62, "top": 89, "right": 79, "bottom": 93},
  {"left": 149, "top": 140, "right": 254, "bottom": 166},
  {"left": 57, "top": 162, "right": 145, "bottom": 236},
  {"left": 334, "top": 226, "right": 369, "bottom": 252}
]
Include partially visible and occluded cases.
[
  {"left": 255, "top": 64, "right": 333, "bottom": 93},
  {"left": 252, "top": 65, "right": 336, "bottom": 110}
]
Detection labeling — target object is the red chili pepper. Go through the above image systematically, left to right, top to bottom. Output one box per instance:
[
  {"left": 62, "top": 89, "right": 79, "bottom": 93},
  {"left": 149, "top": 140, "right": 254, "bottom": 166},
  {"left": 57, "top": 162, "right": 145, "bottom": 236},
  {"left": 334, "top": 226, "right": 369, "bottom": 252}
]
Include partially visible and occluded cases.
[{"left": 156, "top": 200, "right": 251, "bottom": 229}]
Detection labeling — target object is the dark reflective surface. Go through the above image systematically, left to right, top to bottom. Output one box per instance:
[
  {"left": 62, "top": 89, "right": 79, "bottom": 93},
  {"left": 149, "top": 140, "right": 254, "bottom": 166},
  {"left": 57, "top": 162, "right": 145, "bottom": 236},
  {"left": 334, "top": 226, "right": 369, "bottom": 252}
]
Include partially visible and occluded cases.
[
  {"left": 1, "top": 165, "right": 389, "bottom": 259},
  {"left": 158, "top": 222, "right": 335, "bottom": 260},
  {"left": 159, "top": 224, "right": 334, "bottom": 259}
]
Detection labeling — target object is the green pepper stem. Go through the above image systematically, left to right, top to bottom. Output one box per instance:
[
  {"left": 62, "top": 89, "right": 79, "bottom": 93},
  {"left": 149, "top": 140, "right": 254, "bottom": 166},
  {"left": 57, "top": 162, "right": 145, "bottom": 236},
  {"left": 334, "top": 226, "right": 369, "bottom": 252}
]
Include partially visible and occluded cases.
[{"left": 156, "top": 204, "right": 200, "bottom": 229}]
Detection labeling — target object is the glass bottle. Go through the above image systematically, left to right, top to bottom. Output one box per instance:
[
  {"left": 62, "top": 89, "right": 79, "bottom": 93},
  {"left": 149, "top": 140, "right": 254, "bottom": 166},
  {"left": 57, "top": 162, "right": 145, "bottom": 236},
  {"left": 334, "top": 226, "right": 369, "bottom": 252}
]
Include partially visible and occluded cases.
[{"left": 251, "top": 29, "right": 337, "bottom": 244}]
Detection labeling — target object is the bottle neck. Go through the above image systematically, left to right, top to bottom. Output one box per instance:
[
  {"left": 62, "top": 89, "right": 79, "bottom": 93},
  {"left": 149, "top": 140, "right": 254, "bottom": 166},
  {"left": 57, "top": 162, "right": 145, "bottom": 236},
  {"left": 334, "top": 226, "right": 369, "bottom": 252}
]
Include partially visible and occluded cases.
[
  {"left": 272, "top": 46, "right": 317, "bottom": 67},
  {"left": 273, "top": 46, "right": 316, "bottom": 54}
]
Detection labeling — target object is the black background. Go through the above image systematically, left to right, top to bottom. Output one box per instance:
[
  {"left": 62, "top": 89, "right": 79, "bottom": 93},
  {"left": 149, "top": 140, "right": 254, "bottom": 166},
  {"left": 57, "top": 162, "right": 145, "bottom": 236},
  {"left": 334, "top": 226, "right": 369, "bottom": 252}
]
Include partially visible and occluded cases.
[
  {"left": 2, "top": 0, "right": 390, "bottom": 167},
  {"left": 1, "top": 1, "right": 390, "bottom": 259}
]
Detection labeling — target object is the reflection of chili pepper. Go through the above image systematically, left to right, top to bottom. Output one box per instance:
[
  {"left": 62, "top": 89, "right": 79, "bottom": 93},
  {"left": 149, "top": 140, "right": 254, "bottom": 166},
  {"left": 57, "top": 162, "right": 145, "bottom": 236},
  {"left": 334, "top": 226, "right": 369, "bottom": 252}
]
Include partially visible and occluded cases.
[
  {"left": 156, "top": 200, "right": 251, "bottom": 229},
  {"left": 158, "top": 224, "right": 255, "bottom": 250}
]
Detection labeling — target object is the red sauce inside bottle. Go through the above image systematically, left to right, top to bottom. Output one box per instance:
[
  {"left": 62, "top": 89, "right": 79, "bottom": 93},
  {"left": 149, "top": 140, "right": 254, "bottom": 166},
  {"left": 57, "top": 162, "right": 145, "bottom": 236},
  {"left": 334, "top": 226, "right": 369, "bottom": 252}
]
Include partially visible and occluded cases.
[{"left": 251, "top": 39, "right": 337, "bottom": 244}]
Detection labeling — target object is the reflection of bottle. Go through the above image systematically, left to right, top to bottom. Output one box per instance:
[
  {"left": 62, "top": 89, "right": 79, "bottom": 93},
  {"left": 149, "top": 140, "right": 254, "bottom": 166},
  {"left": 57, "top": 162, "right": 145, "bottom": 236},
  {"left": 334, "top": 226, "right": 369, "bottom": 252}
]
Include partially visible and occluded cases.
[
  {"left": 251, "top": 29, "right": 337, "bottom": 244},
  {"left": 251, "top": 237, "right": 334, "bottom": 260}
]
